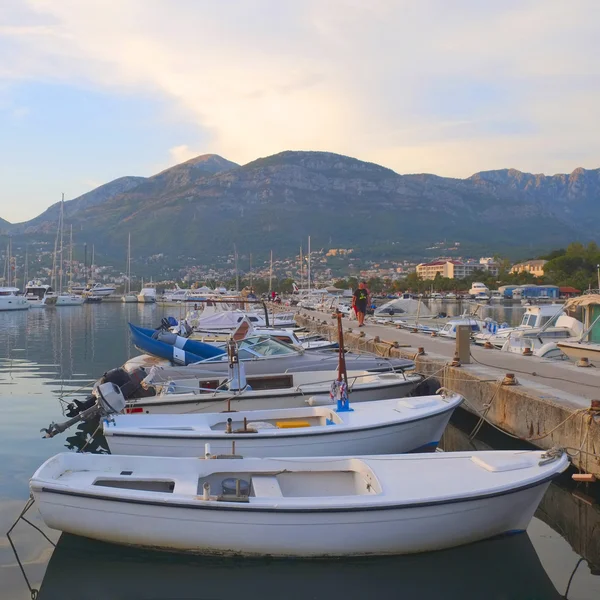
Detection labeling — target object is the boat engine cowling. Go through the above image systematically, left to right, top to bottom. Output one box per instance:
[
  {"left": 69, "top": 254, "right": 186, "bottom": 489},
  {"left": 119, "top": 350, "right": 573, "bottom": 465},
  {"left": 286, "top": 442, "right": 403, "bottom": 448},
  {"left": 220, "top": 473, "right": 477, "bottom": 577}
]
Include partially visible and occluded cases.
[{"left": 96, "top": 382, "right": 126, "bottom": 414}]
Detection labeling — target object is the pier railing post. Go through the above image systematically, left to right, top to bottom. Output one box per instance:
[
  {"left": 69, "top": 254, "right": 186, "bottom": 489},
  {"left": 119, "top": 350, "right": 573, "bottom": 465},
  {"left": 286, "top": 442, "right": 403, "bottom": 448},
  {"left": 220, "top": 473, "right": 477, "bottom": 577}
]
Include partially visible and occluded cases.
[{"left": 456, "top": 325, "right": 471, "bottom": 364}]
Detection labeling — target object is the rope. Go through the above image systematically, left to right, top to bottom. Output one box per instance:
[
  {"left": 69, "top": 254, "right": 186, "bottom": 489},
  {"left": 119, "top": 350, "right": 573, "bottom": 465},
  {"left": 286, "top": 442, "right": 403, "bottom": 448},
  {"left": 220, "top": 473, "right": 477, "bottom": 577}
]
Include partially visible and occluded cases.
[
  {"left": 78, "top": 424, "right": 102, "bottom": 453},
  {"left": 6, "top": 496, "right": 56, "bottom": 600},
  {"left": 564, "top": 558, "right": 585, "bottom": 599}
]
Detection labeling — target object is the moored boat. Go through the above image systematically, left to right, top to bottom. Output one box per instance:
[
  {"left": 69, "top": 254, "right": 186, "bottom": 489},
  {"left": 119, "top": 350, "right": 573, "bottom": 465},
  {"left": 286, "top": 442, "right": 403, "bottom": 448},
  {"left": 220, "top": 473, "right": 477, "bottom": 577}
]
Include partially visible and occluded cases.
[
  {"left": 0, "top": 287, "right": 29, "bottom": 311},
  {"left": 104, "top": 393, "right": 463, "bottom": 457},
  {"left": 30, "top": 449, "right": 569, "bottom": 557}
]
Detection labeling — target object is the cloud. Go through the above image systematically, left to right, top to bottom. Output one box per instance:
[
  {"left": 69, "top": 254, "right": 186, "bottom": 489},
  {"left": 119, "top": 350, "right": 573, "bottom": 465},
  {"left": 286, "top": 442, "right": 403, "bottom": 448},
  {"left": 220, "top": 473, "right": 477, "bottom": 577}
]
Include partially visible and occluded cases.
[
  {"left": 1, "top": 0, "right": 600, "bottom": 176},
  {"left": 168, "top": 145, "right": 203, "bottom": 165}
]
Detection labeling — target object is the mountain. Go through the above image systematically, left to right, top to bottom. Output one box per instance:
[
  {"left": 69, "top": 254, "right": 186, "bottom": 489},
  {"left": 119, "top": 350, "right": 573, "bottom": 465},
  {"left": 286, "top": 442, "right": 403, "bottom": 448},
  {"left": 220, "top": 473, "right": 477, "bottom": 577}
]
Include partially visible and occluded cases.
[
  {"left": 3, "top": 151, "right": 597, "bottom": 262},
  {"left": 14, "top": 176, "right": 147, "bottom": 234},
  {"left": 0, "top": 216, "right": 11, "bottom": 234}
]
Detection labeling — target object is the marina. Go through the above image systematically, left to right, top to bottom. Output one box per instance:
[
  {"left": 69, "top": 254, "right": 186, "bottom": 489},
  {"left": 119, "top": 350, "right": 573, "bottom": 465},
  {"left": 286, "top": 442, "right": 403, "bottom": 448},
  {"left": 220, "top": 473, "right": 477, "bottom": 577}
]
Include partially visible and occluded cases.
[{"left": 1, "top": 302, "right": 599, "bottom": 598}]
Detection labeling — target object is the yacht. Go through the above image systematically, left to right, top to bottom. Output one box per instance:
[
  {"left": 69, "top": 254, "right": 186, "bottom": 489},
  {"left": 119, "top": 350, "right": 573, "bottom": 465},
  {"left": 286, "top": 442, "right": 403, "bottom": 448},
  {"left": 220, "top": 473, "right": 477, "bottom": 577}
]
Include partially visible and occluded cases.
[
  {"left": 25, "top": 280, "right": 53, "bottom": 307},
  {"left": 86, "top": 283, "right": 116, "bottom": 297},
  {"left": 0, "top": 287, "right": 29, "bottom": 311}
]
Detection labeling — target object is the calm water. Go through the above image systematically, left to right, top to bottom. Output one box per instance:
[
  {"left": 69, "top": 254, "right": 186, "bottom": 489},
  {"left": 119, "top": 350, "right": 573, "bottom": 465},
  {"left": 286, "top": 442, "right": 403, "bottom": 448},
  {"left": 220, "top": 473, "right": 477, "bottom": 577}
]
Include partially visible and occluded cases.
[{"left": 1, "top": 302, "right": 599, "bottom": 600}]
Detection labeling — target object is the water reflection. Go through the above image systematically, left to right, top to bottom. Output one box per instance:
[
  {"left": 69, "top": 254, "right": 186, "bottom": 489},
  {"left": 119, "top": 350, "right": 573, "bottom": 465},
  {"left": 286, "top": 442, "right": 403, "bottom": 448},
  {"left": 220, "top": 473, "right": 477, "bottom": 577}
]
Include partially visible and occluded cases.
[{"left": 36, "top": 532, "right": 560, "bottom": 600}]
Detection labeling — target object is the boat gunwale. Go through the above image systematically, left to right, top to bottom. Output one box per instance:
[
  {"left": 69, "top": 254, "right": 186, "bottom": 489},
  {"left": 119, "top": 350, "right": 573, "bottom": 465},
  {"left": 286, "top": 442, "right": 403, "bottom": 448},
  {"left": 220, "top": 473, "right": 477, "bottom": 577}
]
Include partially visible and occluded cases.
[
  {"left": 127, "top": 375, "right": 423, "bottom": 408},
  {"left": 104, "top": 397, "right": 462, "bottom": 440},
  {"left": 34, "top": 466, "right": 564, "bottom": 513}
]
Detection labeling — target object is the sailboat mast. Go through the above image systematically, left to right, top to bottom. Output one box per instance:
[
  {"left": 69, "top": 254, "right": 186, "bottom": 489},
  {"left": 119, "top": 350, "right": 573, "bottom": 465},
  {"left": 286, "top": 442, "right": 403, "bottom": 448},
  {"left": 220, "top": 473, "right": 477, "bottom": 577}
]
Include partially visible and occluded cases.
[
  {"left": 58, "top": 194, "right": 64, "bottom": 294},
  {"left": 69, "top": 225, "right": 74, "bottom": 291},
  {"left": 127, "top": 233, "right": 131, "bottom": 294},
  {"left": 307, "top": 235, "right": 311, "bottom": 293},
  {"left": 234, "top": 244, "right": 239, "bottom": 292},
  {"left": 24, "top": 245, "right": 28, "bottom": 287},
  {"left": 91, "top": 245, "right": 95, "bottom": 286},
  {"left": 300, "top": 246, "right": 303, "bottom": 290},
  {"left": 269, "top": 250, "right": 273, "bottom": 293},
  {"left": 249, "top": 254, "right": 253, "bottom": 290}
]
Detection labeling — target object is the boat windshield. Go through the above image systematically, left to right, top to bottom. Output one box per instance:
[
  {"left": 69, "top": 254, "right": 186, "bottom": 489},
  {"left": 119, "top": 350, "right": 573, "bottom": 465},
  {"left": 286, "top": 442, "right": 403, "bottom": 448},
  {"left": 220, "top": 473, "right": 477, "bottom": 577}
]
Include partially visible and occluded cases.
[{"left": 237, "top": 336, "right": 299, "bottom": 356}]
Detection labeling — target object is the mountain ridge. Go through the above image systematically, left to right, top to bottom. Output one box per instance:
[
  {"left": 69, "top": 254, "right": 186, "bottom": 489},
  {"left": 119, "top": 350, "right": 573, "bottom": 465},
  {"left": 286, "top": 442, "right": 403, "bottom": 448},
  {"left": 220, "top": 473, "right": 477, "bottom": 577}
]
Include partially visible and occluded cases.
[{"left": 2, "top": 151, "right": 596, "bottom": 260}]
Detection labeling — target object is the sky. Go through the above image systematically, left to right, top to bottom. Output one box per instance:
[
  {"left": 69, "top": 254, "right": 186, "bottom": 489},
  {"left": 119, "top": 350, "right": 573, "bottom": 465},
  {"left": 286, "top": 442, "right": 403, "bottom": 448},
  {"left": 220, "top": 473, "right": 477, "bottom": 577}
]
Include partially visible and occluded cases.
[{"left": 1, "top": 0, "right": 599, "bottom": 222}]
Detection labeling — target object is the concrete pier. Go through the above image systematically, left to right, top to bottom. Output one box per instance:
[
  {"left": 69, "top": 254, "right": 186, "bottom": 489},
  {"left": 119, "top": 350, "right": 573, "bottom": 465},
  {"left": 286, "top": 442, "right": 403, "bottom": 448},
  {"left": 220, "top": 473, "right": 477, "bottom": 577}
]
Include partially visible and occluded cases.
[{"left": 295, "top": 310, "right": 600, "bottom": 478}]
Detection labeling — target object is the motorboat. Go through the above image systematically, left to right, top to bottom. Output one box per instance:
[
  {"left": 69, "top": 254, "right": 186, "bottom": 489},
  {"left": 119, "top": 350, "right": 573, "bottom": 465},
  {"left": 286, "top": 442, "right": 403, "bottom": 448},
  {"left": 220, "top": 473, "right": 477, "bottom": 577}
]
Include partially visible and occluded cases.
[
  {"left": 24, "top": 280, "right": 53, "bottom": 307},
  {"left": 86, "top": 283, "right": 117, "bottom": 297},
  {"left": 469, "top": 283, "right": 489, "bottom": 298},
  {"left": 0, "top": 287, "right": 29, "bottom": 311},
  {"left": 138, "top": 287, "right": 157, "bottom": 304},
  {"left": 52, "top": 292, "right": 85, "bottom": 306},
  {"left": 122, "top": 293, "right": 138, "bottom": 303},
  {"left": 556, "top": 294, "right": 600, "bottom": 362},
  {"left": 473, "top": 304, "right": 564, "bottom": 348},
  {"left": 500, "top": 314, "right": 584, "bottom": 359},
  {"left": 437, "top": 317, "right": 490, "bottom": 339},
  {"left": 127, "top": 324, "right": 415, "bottom": 374},
  {"left": 124, "top": 368, "right": 424, "bottom": 414},
  {"left": 104, "top": 393, "right": 463, "bottom": 456},
  {"left": 30, "top": 449, "right": 568, "bottom": 556},
  {"left": 36, "top": 529, "right": 562, "bottom": 600}
]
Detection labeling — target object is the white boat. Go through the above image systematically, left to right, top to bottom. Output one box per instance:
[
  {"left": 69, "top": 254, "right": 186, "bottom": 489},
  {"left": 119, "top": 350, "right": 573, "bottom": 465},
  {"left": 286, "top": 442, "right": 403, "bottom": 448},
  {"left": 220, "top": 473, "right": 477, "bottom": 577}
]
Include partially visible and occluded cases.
[
  {"left": 24, "top": 280, "right": 53, "bottom": 307},
  {"left": 469, "top": 282, "right": 489, "bottom": 297},
  {"left": 86, "top": 283, "right": 117, "bottom": 297},
  {"left": 0, "top": 287, "right": 29, "bottom": 311},
  {"left": 138, "top": 287, "right": 157, "bottom": 304},
  {"left": 53, "top": 293, "right": 85, "bottom": 306},
  {"left": 556, "top": 293, "right": 600, "bottom": 362},
  {"left": 122, "top": 294, "right": 138, "bottom": 303},
  {"left": 473, "top": 304, "right": 564, "bottom": 348},
  {"left": 500, "top": 314, "right": 583, "bottom": 359},
  {"left": 437, "top": 317, "right": 489, "bottom": 338},
  {"left": 127, "top": 369, "right": 424, "bottom": 414},
  {"left": 104, "top": 393, "right": 463, "bottom": 457},
  {"left": 30, "top": 449, "right": 568, "bottom": 557}
]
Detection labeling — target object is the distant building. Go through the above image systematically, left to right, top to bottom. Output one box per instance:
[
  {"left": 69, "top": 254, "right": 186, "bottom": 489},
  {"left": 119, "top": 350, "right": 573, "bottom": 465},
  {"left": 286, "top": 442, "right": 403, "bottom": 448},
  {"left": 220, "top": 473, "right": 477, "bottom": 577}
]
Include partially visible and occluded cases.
[
  {"left": 326, "top": 249, "right": 353, "bottom": 257},
  {"left": 416, "top": 258, "right": 499, "bottom": 280},
  {"left": 510, "top": 260, "right": 547, "bottom": 277}
]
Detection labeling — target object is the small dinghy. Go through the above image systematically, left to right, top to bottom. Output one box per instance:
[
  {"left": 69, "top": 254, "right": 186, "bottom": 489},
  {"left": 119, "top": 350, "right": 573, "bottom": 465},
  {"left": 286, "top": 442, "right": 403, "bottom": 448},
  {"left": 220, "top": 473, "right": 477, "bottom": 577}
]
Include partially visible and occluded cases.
[
  {"left": 103, "top": 393, "right": 463, "bottom": 457},
  {"left": 30, "top": 449, "right": 568, "bottom": 557}
]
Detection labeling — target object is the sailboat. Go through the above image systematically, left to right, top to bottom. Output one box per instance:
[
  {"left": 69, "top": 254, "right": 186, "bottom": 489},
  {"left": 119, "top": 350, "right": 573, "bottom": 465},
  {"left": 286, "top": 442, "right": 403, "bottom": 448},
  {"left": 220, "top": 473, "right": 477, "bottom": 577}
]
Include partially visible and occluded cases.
[
  {"left": 48, "top": 197, "right": 84, "bottom": 307},
  {"left": 122, "top": 233, "right": 138, "bottom": 303}
]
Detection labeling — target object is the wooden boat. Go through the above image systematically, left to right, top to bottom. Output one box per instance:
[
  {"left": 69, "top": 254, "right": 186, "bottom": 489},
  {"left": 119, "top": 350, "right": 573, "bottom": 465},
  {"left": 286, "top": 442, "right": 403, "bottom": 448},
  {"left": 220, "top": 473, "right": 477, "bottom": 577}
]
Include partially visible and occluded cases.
[
  {"left": 125, "top": 369, "right": 423, "bottom": 414},
  {"left": 103, "top": 393, "right": 463, "bottom": 457},
  {"left": 30, "top": 449, "right": 568, "bottom": 557},
  {"left": 37, "top": 531, "right": 562, "bottom": 600}
]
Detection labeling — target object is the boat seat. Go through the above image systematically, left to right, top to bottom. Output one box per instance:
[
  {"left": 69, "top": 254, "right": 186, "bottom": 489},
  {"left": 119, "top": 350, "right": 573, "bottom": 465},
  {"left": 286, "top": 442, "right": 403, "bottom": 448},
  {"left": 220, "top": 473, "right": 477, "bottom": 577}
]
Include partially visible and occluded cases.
[
  {"left": 471, "top": 455, "right": 534, "bottom": 472},
  {"left": 251, "top": 475, "right": 283, "bottom": 497}
]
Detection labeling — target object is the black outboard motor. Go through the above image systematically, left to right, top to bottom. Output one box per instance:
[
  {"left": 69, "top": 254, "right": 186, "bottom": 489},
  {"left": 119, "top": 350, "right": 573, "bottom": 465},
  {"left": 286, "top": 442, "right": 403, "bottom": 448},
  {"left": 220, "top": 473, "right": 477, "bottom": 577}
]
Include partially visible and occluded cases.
[{"left": 64, "top": 366, "right": 155, "bottom": 418}]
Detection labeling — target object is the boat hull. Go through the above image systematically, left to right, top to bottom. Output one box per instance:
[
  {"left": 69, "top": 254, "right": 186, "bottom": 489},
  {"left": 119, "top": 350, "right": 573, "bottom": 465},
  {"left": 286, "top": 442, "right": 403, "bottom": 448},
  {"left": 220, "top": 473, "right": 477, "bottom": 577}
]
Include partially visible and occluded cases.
[
  {"left": 0, "top": 297, "right": 30, "bottom": 311},
  {"left": 556, "top": 341, "right": 600, "bottom": 360},
  {"left": 127, "top": 376, "right": 422, "bottom": 414},
  {"left": 106, "top": 408, "right": 454, "bottom": 457},
  {"left": 32, "top": 478, "right": 552, "bottom": 557}
]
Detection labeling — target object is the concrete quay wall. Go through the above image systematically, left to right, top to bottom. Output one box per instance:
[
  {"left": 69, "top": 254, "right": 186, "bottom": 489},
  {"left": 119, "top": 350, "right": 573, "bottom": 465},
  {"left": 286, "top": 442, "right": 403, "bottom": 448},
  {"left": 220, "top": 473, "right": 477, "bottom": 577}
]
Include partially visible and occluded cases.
[{"left": 295, "top": 312, "right": 600, "bottom": 478}]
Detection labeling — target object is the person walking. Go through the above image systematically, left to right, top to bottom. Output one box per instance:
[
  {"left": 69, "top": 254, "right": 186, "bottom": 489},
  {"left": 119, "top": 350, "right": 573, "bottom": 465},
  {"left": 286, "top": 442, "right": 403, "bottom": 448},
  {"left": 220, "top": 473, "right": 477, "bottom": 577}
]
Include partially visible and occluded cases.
[{"left": 352, "top": 281, "right": 370, "bottom": 327}]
